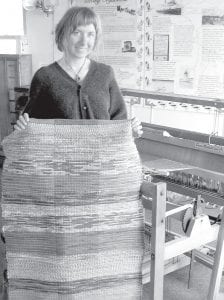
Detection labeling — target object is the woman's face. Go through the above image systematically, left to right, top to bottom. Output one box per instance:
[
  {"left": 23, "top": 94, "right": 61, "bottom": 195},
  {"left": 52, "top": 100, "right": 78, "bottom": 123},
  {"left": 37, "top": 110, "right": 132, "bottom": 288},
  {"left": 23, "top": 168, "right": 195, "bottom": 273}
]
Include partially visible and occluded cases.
[{"left": 64, "top": 24, "right": 96, "bottom": 59}]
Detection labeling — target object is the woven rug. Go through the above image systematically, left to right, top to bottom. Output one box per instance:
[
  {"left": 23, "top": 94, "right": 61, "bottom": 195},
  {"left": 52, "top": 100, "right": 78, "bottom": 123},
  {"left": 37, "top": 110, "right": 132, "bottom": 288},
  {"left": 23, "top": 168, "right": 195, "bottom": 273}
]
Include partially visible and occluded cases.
[{"left": 1, "top": 119, "right": 144, "bottom": 300}]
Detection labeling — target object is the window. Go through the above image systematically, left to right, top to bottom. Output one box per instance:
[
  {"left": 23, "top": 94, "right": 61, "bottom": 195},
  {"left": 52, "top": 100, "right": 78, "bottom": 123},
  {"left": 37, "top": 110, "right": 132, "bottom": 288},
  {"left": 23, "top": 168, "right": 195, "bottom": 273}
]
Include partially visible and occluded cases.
[
  {"left": 0, "top": 0, "right": 24, "bottom": 36},
  {"left": 0, "top": 0, "right": 24, "bottom": 54}
]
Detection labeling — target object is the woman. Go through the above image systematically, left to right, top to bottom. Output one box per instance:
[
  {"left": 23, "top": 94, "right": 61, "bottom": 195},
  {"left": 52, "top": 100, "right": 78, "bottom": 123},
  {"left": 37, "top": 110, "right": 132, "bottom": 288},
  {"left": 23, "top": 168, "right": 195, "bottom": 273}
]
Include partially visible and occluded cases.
[{"left": 15, "top": 6, "right": 142, "bottom": 137}]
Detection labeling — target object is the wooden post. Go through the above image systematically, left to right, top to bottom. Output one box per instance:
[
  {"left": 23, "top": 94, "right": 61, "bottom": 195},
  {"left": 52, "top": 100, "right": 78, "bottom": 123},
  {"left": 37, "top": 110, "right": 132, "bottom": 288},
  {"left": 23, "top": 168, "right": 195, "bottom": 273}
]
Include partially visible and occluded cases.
[
  {"left": 149, "top": 182, "right": 166, "bottom": 300},
  {"left": 207, "top": 209, "right": 224, "bottom": 300}
]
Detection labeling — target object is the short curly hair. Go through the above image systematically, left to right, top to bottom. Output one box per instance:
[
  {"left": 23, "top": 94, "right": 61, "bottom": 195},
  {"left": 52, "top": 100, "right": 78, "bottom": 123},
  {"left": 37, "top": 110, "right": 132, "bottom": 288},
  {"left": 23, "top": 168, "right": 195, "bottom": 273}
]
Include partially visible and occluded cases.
[{"left": 55, "top": 7, "right": 102, "bottom": 52}]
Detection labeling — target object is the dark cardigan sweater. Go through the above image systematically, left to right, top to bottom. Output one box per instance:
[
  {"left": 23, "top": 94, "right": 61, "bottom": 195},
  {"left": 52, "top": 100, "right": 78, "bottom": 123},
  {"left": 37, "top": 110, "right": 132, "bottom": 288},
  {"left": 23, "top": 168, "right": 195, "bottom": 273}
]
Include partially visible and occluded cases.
[{"left": 24, "top": 60, "right": 127, "bottom": 120}]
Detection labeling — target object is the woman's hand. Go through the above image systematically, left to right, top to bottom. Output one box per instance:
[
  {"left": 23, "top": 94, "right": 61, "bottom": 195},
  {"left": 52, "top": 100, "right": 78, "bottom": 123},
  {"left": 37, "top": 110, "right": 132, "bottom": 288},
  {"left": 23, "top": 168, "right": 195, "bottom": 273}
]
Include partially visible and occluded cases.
[
  {"left": 14, "top": 113, "right": 30, "bottom": 130},
  {"left": 131, "top": 117, "right": 143, "bottom": 138}
]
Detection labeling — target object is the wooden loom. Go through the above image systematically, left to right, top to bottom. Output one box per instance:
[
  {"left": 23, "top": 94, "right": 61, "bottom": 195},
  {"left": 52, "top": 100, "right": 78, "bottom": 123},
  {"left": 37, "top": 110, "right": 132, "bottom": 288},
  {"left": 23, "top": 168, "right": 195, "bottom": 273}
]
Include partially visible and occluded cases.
[
  {"left": 121, "top": 88, "right": 224, "bottom": 299},
  {"left": 141, "top": 180, "right": 224, "bottom": 300}
]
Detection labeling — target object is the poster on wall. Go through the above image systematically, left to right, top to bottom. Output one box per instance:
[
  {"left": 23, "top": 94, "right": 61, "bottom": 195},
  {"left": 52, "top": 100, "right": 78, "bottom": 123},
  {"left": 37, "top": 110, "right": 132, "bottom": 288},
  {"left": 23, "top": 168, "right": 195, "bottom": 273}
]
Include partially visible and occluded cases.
[
  {"left": 71, "top": 0, "right": 144, "bottom": 89},
  {"left": 145, "top": 0, "right": 182, "bottom": 93},
  {"left": 149, "top": 0, "right": 224, "bottom": 99},
  {"left": 195, "top": 8, "right": 224, "bottom": 98}
]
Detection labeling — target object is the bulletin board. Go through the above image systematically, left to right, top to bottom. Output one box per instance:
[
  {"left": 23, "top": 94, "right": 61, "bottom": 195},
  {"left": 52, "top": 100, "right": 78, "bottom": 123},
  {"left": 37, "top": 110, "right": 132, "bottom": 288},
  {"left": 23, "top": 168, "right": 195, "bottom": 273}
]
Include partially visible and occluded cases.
[{"left": 71, "top": 0, "right": 224, "bottom": 100}]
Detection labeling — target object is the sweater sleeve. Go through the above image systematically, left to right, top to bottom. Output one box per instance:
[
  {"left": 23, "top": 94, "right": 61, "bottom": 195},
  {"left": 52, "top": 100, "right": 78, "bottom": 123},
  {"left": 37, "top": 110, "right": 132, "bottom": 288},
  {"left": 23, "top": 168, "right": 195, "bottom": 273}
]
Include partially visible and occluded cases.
[
  {"left": 108, "top": 67, "right": 127, "bottom": 120},
  {"left": 23, "top": 68, "right": 47, "bottom": 118}
]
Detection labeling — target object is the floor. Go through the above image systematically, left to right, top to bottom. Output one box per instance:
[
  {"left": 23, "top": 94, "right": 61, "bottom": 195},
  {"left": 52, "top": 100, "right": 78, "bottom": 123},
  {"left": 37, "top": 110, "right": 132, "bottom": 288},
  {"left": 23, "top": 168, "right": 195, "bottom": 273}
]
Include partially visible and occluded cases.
[{"left": 144, "top": 262, "right": 224, "bottom": 300}]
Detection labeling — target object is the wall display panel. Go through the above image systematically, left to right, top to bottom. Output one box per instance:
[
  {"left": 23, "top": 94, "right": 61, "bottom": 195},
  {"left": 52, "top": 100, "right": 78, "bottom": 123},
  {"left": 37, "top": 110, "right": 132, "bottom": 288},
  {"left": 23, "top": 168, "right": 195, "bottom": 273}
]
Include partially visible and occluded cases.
[
  {"left": 24, "top": 0, "right": 224, "bottom": 100},
  {"left": 146, "top": 0, "right": 224, "bottom": 100}
]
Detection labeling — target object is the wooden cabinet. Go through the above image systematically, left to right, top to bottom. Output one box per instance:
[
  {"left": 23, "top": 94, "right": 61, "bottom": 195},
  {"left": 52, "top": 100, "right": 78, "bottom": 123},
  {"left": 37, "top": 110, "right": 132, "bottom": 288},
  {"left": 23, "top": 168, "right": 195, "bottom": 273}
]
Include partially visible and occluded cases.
[{"left": 0, "top": 54, "right": 32, "bottom": 145}]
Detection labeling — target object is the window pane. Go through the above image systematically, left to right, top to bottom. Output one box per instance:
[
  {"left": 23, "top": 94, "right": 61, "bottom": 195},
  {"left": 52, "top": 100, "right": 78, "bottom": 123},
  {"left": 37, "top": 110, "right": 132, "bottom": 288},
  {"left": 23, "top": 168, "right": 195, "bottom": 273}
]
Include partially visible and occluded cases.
[
  {"left": 0, "top": 0, "right": 24, "bottom": 35},
  {"left": 0, "top": 39, "right": 17, "bottom": 54}
]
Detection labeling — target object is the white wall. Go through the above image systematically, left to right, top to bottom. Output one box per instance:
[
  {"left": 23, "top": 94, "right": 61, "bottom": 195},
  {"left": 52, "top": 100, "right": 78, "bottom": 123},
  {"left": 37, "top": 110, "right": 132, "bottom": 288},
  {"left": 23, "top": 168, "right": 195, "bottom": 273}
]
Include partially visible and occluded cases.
[{"left": 25, "top": 0, "right": 70, "bottom": 74}]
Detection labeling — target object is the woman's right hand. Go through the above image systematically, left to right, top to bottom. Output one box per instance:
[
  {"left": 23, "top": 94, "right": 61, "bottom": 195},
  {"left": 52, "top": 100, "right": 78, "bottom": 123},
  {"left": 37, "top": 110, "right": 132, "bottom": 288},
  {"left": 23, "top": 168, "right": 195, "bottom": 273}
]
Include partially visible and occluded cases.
[{"left": 14, "top": 113, "right": 30, "bottom": 130}]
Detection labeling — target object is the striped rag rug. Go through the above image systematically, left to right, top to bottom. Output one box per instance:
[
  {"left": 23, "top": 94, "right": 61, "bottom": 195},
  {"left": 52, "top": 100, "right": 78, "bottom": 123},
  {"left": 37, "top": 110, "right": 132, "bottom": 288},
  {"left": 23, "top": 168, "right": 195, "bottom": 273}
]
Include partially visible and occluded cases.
[{"left": 1, "top": 119, "right": 145, "bottom": 300}]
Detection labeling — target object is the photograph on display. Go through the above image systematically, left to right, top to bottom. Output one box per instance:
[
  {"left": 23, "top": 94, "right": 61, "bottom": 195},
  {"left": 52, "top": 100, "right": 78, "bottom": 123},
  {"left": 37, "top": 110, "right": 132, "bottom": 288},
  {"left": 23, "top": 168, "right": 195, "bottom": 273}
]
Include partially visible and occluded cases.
[
  {"left": 156, "top": 0, "right": 182, "bottom": 15},
  {"left": 202, "top": 9, "right": 224, "bottom": 26},
  {"left": 202, "top": 15, "right": 224, "bottom": 26},
  {"left": 153, "top": 34, "right": 169, "bottom": 61},
  {"left": 122, "top": 40, "right": 136, "bottom": 53},
  {"left": 178, "top": 67, "right": 194, "bottom": 90}
]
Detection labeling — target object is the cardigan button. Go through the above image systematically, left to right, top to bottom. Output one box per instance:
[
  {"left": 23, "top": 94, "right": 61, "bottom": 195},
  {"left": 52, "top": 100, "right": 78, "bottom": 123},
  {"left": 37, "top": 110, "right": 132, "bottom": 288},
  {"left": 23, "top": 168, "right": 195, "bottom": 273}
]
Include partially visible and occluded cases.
[{"left": 83, "top": 106, "right": 87, "bottom": 110}]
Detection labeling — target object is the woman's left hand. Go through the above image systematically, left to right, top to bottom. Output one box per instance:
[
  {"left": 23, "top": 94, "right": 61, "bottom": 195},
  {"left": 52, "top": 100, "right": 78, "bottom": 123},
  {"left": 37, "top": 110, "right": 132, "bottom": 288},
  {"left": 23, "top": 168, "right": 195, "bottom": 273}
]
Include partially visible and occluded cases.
[{"left": 131, "top": 117, "right": 143, "bottom": 138}]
